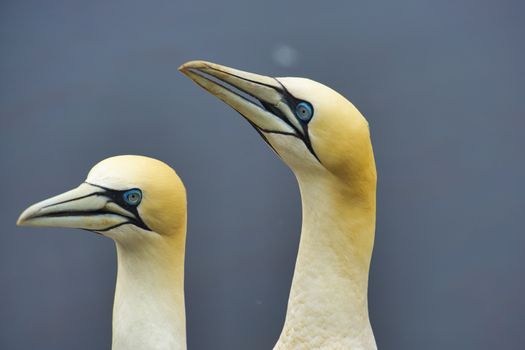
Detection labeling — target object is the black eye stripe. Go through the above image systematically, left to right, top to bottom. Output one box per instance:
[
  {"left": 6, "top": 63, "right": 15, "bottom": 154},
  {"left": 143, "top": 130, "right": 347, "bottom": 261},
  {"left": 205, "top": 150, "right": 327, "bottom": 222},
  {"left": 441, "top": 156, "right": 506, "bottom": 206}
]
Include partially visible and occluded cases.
[
  {"left": 194, "top": 68, "right": 321, "bottom": 164},
  {"left": 273, "top": 80, "right": 321, "bottom": 163},
  {"left": 84, "top": 182, "right": 151, "bottom": 231}
]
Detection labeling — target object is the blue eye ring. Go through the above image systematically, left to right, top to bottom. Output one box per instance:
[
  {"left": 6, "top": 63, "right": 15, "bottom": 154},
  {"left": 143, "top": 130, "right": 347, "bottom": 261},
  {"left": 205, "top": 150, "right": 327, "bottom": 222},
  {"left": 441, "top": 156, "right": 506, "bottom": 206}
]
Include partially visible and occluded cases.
[
  {"left": 295, "top": 102, "right": 313, "bottom": 122},
  {"left": 123, "top": 189, "right": 142, "bottom": 206}
]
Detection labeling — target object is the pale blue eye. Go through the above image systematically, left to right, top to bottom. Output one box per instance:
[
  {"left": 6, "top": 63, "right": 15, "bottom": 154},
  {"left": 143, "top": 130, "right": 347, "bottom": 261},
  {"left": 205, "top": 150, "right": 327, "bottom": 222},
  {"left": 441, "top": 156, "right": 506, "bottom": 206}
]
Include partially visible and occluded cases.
[
  {"left": 295, "top": 102, "right": 313, "bottom": 122},
  {"left": 123, "top": 189, "right": 142, "bottom": 206}
]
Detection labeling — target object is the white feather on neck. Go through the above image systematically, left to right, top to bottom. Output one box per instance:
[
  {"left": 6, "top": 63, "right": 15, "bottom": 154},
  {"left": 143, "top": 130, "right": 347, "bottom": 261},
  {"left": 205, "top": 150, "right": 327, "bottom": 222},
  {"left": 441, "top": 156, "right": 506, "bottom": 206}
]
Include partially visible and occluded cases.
[
  {"left": 273, "top": 155, "right": 377, "bottom": 349},
  {"left": 108, "top": 226, "right": 186, "bottom": 350}
]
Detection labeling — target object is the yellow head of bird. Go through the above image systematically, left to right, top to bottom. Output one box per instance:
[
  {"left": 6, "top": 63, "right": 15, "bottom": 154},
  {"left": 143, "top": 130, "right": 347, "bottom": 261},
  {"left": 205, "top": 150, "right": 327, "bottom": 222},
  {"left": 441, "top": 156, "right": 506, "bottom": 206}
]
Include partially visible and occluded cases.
[
  {"left": 179, "top": 61, "right": 376, "bottom": 185},
  {"left": 17, "top": 155, "right": 187, "bottom": 243}
]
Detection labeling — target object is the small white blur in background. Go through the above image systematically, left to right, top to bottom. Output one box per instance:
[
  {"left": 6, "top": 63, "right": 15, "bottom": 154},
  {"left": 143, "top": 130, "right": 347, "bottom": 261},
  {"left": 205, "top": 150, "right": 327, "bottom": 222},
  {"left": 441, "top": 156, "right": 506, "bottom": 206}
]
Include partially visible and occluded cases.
[{"left": 272, "top": 44, "right": 298, "bottom": 68}]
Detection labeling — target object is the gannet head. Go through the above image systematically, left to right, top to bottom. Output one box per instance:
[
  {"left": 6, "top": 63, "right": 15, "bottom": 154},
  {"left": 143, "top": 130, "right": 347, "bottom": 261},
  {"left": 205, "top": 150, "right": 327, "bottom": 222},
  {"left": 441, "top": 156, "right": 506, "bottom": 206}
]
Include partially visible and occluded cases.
[
  {"left": 179, "top": 61, "right": 375, "bottom": 183},
  {"left": 17, "top": 155, "right": 186, "bottom": 242}
]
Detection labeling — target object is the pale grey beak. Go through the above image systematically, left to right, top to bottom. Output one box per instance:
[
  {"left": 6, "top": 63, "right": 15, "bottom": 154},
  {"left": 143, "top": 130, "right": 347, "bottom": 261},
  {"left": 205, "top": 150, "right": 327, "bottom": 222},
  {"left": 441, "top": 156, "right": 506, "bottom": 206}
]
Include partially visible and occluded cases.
[
  {"left": 178, "top": 60, "right": 301, "bottom": 135},
  {"left": 17, "top": 183, "right": 138, "bottom": 232}
]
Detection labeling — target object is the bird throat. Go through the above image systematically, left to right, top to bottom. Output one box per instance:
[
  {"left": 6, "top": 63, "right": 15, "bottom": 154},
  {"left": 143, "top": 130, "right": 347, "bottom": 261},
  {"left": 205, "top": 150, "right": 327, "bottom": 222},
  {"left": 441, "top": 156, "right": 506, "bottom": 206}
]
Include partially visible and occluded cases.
[
  {"left": 275, "top": 173, "right": 377, "bottom": 350},
  {"left": 111, "top": 232, "right": 187, "bottom": 350}
]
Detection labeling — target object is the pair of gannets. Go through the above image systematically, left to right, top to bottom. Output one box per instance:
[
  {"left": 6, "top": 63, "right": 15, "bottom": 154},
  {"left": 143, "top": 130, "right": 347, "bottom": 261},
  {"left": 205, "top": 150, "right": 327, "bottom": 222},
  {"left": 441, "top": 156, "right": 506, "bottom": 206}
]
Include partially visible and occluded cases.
[{"left": 18, "top": 61, "right": 377, "bottom": 350}]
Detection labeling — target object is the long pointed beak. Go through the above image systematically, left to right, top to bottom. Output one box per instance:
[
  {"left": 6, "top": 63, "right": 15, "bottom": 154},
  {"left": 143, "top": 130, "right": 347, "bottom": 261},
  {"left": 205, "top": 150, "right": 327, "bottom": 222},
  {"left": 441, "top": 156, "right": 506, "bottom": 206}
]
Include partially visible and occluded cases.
[
  {"left": 179, "top": 60, "right": 303, "bottom": 136},
  {"left": 17, "top": 183, "right": 138, "bottom": 232}
]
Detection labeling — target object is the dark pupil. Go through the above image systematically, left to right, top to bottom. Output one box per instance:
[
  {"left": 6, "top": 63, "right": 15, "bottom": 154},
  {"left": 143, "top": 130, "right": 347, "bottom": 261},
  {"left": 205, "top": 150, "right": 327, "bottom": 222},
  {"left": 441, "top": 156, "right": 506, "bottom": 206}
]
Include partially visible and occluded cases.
[{"left": 129, "top": 194, "right": 137, "bottom": 201}]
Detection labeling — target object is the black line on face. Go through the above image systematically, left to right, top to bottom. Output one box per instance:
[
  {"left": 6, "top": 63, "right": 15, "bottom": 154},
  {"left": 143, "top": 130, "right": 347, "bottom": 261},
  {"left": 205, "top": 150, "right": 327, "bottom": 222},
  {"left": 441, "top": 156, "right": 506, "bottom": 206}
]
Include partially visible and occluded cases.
[
  {"left": 195, "top": 66, "right": 321, "bottom": 163},
  {"left": 204, "top": 66, "right": 282, "bottom": 91},
  {"left": 274, "top": 80, "right": 321, "bottom": 163},
  {"left": 259, "top": 100, "right": 303, "bottom": 136},
  {"left": 246, "top": 119, "right": 283, "bottom": 159},
  {"left": 85, "top": 182, "right": 151, "bottom": 231},
  {"left": 32, "top": 183, "right": 152, "bottom": 232},
  {"left": 41, "top": 191, "right": 104, "bottom": 209},
  {"left": 30, "top": 208, "right": 144, "bottom": 232},
  {"left": 35, "top": 209, "right": 117, "bottom": 218},
  {"left": 80, "top": 221, "right": 134, "bottom": 235},
  {"left": 95, "top": 221, "right": 136, "bottom": 233}
]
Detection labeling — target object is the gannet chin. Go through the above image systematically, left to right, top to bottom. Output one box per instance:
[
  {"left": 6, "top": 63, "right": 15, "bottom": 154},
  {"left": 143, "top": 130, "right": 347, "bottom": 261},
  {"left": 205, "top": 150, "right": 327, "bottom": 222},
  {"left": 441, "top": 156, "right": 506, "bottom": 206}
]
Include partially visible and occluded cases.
[
  {"left": 180, "top": 61, "right": 377, "bottom": 349},
  {"left": 18, "top": 155, "right": 188, "bottom": 350}
]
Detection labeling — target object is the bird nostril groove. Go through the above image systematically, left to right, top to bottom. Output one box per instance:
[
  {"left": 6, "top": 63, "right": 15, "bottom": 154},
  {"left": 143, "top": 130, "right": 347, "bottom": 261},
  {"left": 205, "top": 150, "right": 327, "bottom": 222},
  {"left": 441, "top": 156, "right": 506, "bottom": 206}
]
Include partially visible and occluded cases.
[{"left": 188, "top": 68, "right": 268, "bottom": 111}]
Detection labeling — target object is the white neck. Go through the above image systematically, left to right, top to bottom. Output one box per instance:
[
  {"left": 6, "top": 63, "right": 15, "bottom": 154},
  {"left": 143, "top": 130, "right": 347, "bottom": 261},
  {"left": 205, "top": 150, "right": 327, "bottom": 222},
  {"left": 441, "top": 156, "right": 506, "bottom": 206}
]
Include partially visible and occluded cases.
[
  {"left": 275, "top": 172, "right": 377, "bottom": 350},
  {"left": 111, "top": 232, "right": 186, "bottom": 350}
]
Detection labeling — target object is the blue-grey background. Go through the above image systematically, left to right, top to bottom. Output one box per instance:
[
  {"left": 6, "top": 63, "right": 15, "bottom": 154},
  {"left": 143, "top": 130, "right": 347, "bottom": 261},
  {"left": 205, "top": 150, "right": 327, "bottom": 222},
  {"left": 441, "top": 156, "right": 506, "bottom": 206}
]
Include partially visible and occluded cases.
[{"left": 1, "top": 1, "right": 524, "bottom": 349}]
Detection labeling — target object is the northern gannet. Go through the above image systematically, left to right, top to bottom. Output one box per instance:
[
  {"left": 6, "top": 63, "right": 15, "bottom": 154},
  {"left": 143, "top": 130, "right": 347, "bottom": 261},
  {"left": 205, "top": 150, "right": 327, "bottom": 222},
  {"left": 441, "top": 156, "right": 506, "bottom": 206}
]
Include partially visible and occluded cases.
[
  {"left": 180, "top": 61, "right": 377, "bottom": 349},
  {"left": 17, "top": 155, "right": 187, "bottom": 350}
]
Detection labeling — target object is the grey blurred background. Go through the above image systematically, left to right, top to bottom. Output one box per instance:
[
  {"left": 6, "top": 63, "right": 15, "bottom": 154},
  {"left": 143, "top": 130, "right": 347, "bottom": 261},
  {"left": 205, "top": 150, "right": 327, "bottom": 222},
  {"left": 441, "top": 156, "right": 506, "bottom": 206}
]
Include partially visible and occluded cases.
[{"left": 1, "top": 0, "right": 524, "bottom": 349}]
